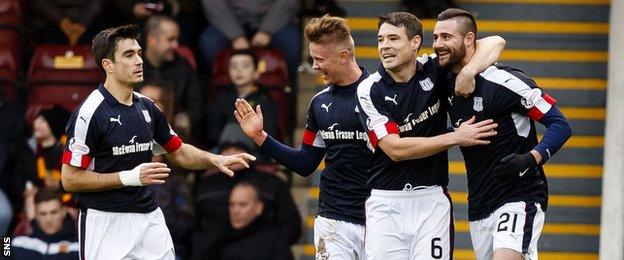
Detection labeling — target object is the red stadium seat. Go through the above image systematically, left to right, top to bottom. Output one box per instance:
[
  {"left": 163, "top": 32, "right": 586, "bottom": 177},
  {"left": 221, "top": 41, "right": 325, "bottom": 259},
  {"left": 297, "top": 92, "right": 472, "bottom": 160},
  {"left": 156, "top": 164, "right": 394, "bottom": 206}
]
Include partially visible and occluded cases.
[
  {"left": 0, "top": 0, "right": 22, "bottom": 27},
  {"left": 28, "top": 44, "right": 103, "bottom": 85},
  {"left": 176, "top": 46, "right": 197, "bottom": 70},
  {"left": 211, "top": 48, "right": 289, "bottom": 89},
  {"left": 27, "top": 84, "right": 95, "bottom": 113}
]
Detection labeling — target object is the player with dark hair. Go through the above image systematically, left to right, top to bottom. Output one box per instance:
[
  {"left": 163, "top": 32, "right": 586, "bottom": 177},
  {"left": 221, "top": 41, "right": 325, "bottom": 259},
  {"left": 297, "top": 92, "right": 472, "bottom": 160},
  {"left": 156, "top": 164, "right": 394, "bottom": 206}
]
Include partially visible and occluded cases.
[
  {"left": 433, "top": 8, "right": 572, "bottom": 260},
  {"left": 356, "top": 12, "right": 505, "bottom": 259},
  {"left": 234, "top": 15, "right": 372, "bottom": 259},
  {"left": 61, "top": 24, "right": 255, "bottom": 260}
]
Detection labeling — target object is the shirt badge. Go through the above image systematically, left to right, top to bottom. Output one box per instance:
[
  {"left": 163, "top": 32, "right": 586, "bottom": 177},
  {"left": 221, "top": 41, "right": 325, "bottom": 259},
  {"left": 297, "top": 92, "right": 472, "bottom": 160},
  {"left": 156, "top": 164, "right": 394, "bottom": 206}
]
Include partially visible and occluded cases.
[
  {"left": 473, "top": 97, "right": 484, "bottom": 112},
  {"left": 142, "top": 110, "right": 152, "bottom": 123}
]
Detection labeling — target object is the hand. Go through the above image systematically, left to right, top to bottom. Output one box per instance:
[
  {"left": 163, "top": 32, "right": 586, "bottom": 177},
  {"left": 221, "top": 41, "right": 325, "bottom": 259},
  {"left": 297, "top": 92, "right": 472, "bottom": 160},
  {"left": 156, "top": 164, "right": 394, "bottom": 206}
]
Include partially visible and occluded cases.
[
  {"left": 133, "top": 3, "right": 154, "bottom": 18},
  {"left": 59, "top": 17, "right": 74, "bottom": 40},
  {"left": 67, "top": 23, "right": 86, "bottom": 45},
  {"left": 251, "top": 32, "right": 271, "bottom": 48},
  {"left": 232, "top": 36, "right": 250, "bottom": 50},
  {"left": 454, "top": 67, "right": 477, "bottom": 97},
  {"left": 234, "top": 99, "right": 267, "bottom": 145},
  {"left": 454, "top": 116, "right": 498, "bottom": 146},
  {"left": 211, "top": 153, "right": 257, "bottom": 177},
  {"left": 492, "top": 153, "right": 538, "bottom": 181},
  {"left": 120, "top": 162, "right": 171, "bottom": 186},
  {"left": 23, "top": 183, "right": 39, "bottom": 199}
]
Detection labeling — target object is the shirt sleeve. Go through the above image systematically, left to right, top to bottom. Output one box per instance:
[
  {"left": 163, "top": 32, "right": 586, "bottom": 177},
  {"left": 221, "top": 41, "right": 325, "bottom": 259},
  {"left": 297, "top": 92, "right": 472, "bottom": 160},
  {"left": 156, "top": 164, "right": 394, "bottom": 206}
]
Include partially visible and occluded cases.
[
  {"left": 485, "top": 67, "right": 557, "bottom": 121},
  {"left": 356, "top": 73, "right": 399, "bottom": 149},
  {"left": 301, "top": 99, "right": 326, "bottom": 148},
  {"left": 148, "top": 101, "right": 183, "bottom": 154},
  {"left": 62, "top": 111, "right": 99, "bottom": 169}
]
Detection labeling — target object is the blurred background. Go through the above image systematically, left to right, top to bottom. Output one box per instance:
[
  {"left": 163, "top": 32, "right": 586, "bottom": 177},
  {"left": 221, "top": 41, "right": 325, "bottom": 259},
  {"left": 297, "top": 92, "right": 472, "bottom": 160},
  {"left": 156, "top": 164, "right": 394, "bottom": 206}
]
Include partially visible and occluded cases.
[{"left": 0, "top": 0, "right": 619, "bottom": 259}]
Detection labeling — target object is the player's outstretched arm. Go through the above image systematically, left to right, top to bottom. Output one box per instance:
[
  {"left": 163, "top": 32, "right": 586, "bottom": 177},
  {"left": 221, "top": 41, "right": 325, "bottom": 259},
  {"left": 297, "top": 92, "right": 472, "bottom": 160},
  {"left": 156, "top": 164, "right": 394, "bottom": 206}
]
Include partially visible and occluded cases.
[
  {"left": 455, "top": 36, "right": 506, "bottom": 97},
  {"left": 234, "top": 98, "right": 325, "bottom": 176},
  {"left": 378, "top": 116, "right": 497, "bottom": 162},
  {"left": 165, "top": 144, "right": 256, "bottom": 177},
  {"left": 61, "top": 162, "right": 171, "bottom": 192}
]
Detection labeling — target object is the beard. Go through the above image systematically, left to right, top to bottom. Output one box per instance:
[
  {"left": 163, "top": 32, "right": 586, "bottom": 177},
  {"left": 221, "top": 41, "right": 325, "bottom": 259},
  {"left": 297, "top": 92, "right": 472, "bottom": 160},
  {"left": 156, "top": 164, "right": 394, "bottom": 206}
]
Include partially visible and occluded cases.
[{"left": 435, "top": 43, "right": 466, "bottom": 69}]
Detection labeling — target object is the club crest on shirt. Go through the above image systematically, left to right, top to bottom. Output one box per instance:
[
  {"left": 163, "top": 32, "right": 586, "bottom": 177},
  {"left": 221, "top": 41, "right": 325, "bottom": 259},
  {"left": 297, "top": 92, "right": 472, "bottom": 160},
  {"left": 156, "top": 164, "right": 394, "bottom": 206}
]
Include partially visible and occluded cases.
[
  {"left": 419, "top": 77, "right": 434, "bottom": 91},
  {"left": 473, "top": 97, "right": 483, "bottom": 112},
  {"left": 142, "top": 109, "right": 151, "bottom": 123}
]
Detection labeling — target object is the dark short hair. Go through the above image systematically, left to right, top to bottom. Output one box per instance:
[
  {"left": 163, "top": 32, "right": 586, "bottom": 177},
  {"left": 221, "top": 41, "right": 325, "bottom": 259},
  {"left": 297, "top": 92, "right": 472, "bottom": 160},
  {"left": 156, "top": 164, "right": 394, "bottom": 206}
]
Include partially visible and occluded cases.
[
  {"left": 437, "top": 8, "right": 478, "bottom": 38},
  {"left": 378, "top": 12, "right": 423, "bottom": 41},
  {"left": 92, "top": 24, "right": 141, "bottom": 72},
  {"left": 229, "top": 49, "right": 259, "bottom": 70},
  {"left": 232, "top": 180, "right": 262, "bottom": 202},
  {"left": 35, "top": 188, "right": 62, "bottom": 204}
]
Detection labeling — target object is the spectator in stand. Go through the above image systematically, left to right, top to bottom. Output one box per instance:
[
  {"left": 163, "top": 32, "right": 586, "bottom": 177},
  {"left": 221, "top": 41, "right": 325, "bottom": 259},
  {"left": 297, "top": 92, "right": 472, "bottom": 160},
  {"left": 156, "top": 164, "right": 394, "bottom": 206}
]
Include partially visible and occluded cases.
[
  {"left": 29, "top": 0, "right": 107, "bottom": 45},
  {"left": 114, "top": 0, "right": 201, "bottom": 45},
  {"left": 198, "top": 0, "right": 301, "bottom": 88},
  {"left": 142, "top": 15, "right": 205, "bottom": 144},
  {"left": 206, "top": 49, "right": 279, "bottom": 149},
  {"left": 138, "top": 82, "right": 195, "bottom": 259},
  {"left": 4, "top": 105, "right": 72, "bottom": 214},
  {"left": 191, "top": 139, "right": 301, "bottom": 260},
  {"left": 217, "top": 181, "right": 293, "bottom": 260},
  {"left": 11, "top": 188, "right": 79, "bottom": 260}
]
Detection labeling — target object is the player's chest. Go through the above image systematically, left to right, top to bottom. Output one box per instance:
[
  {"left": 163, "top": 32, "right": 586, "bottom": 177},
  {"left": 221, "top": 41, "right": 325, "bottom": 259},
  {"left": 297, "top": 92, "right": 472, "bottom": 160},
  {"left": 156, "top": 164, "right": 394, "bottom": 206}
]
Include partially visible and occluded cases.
[
  {"left": 383, "top": 83, "right": 443, "bottom": 134},
  {"left": 447, "top": 89, "right": 496, "bottom": 129},
  {"left": 314, "top": 96, "right": 367, "bottom": 142},
  {"left": 99, "top": 108, "right": 155, "bottom": 155}
]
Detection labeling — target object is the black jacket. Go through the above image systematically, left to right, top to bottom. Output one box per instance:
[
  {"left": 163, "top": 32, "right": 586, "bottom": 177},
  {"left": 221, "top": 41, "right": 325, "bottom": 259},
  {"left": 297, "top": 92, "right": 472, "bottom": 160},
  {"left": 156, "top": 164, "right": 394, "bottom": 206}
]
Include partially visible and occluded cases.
[{"left": 191, "top": 167, "right": 301, "bottom": 259}]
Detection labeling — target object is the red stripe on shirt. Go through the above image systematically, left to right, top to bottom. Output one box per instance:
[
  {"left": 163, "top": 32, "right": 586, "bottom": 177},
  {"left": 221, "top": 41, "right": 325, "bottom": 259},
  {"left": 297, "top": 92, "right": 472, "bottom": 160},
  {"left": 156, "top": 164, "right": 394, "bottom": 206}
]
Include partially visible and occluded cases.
[
  {"left": 527, "top": 93, "right": 557, "bottom": 121},
  {"left": 543, "top": 93, "right": 557, "bottom": 105},
  {"left": 385, "top": 122, "right": 399, "bottom": 135},
  {"left": 302, "top": 129, "right": 317, "bottom": 146},
  {"left": 163, "top": 135, "right": 183, "bottom": 152},
  {"left": 62, "top": 151, "right": 92, "bottom": 169}
]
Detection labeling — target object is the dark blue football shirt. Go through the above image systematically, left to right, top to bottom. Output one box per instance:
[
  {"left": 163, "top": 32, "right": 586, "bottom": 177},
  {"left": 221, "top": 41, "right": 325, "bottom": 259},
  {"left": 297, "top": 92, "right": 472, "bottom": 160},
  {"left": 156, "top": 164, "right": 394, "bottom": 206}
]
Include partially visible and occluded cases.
[
  {"left": 357, "top": 56, "right": 450, "bottom": 190},
  {"left": 63, "top": 84, "right": 182, "bottom": 213}
]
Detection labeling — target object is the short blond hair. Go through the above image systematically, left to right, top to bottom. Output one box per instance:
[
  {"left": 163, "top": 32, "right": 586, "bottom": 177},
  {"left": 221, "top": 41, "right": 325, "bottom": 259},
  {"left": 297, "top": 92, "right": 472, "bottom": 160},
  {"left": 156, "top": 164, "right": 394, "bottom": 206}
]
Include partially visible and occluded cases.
[{"left": 304, "top": 15, "right": 352, "bottom": 46}]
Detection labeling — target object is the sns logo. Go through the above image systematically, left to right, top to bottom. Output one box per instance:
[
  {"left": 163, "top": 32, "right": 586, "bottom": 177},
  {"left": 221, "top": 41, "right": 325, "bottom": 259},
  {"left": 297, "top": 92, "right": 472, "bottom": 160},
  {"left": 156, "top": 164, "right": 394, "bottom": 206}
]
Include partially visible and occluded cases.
[
  {"left": 384, "top": 94, "right": 398, "bottom": 105},
  {"left": 3, "top": 236, "right": 10, "bottom": 257}
]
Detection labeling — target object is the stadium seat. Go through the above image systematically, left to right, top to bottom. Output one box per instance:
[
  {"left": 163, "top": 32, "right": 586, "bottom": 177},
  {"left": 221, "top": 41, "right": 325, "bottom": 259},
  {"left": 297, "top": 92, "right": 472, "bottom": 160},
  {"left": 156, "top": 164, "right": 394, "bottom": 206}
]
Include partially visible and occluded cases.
[
  {"left": 0, "top": 0, "right": 22, "bottom": 27},
  {"left": 28, "top": 44, "right": 103, "bottom": 85},
  {"left": 176, "top": 46, "right": 197, "bottom": 70},
  {"left": 211, "top": 48, "right": 290, "bottom": 89},
  {"left": 27, "top": 84, "right": 95, "bottom": 113}
]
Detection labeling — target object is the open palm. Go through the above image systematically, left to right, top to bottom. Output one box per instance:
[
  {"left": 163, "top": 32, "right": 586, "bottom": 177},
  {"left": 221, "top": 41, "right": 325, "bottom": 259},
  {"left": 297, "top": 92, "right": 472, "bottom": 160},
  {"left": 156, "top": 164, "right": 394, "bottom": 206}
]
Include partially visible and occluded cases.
[{"left": 234, "top": 99, "right": 264, "bottom": 139}]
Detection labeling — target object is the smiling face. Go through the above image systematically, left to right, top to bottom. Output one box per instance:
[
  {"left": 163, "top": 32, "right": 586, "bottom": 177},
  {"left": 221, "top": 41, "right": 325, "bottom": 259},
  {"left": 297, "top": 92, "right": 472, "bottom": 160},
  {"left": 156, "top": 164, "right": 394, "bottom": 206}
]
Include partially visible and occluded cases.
[
  {"left": 433, "top": 19, "right": 468, "bottom": 70},
  {"left": 377, "top": 22, "right": 420, "bottom": 72},
  {"left": 309, "top": 41, "right": 347, "bottom": 85}
]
